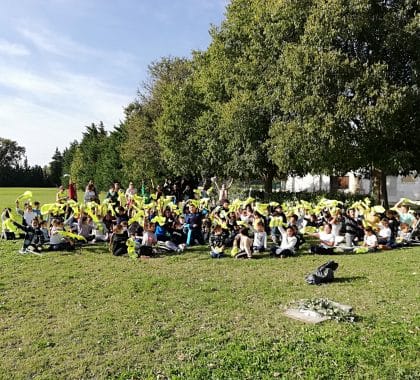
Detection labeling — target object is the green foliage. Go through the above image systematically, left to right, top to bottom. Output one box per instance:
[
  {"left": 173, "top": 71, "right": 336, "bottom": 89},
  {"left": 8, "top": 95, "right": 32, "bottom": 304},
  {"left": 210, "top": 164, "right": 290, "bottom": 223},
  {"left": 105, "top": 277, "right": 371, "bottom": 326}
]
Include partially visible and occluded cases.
[
  {"left": 193, "top": 0, "right": 311, "bottom": 186},
  {"left": 269, "top": 0, "right": 420, "bottom": 177},
  {"left": 121, "top": 58, "right": 196, "bottom": 183},
  {"left": 156, "top": 70, "right": 209, "bottom": 177},
  {"left": 121, "top": 101, "right": 166, "bottom": 182},
  {"left": 70, "top": 123, "right": 108, "bottom": 189},
  {"left": 95, "top": 125, "right": 127, "bottom": 190},
  {"left": 0, "top": 137, "right": 25, "bottom": 170},
  {"left": 0, "top": 138, "right": 50, "bottom": 187},
  {"left": 62, "top": 140, "right": 79, "bottom": 185},
  {"left": 47, "top": 148, "right": 63, "bottom": 186},
  {"left": 242, "top": 189, "right": 375, "bottom": 205},
  {"left": 293, "top": 298, "right": 357, "bottom": 322}
]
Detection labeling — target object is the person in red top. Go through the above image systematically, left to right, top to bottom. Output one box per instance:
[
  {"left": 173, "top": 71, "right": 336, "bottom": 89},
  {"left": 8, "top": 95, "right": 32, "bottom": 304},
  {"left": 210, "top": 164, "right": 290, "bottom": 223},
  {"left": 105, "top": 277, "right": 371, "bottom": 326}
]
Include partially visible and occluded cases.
[{"left": 68, "top": 179, "right": 77, "bottom": 201}]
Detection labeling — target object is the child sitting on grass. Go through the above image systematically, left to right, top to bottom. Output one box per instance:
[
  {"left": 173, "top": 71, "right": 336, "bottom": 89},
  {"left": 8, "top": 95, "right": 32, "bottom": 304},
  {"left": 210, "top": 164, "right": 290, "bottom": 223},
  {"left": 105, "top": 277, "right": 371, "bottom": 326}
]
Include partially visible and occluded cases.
[
  {"left": 15, "top": 200, "right": 37, "bottom": 227},
  {"left": 184, "top": 204, "right": 204, "bottom": 246},
  {"left": 1, "top": 208, "right": 16, "bottom": 240},
  {"left": 77, "top": 215, "right": 94, "bottom": 242},
  {"left": 12, "top": 217, "right": 44, "bottom": 254},
  {"left": 92, "top": 218, "right": 109, "bottom": 243},
  {"left": 377, "top": 218, "right": 393, "bottom": 249},
  {"left": 40, "top": 220, "right": 50, "bottom": 244},
  {"left": 49, "top": 220, "right": 75, "bottom": 251},
  {"left": 137, "top": 221, "right": 157, "bottom": 257},
  {"left": 252, "top": 221, "right": 267, "bottom": 253},
  {"left": 309, "top": 223, "right": 335, "bottom": 255},
  {"left": 395, "top": 223, "right": 411, "bottom": 247},
  {"left": 109, "top": 224, "right": 128, "bottom": 256},
  {"left": 209, "top": 224, "right": 226, "bottom": 258},
  {"left": 270, "top": 225, "right": 298, "bottom": 258},
  {"left": 362, "top": 226, "right": 378, "bottom": 252},
  {"left": 233, "top": 228, "right": 253, "bottom": 259}
]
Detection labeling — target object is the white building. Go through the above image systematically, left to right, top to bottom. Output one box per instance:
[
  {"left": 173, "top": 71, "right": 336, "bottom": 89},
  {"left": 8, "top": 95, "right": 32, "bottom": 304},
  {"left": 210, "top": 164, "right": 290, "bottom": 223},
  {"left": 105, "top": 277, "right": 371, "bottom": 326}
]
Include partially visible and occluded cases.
[{"left": 281, "top": 173, "right": 420, "bottom": 203}]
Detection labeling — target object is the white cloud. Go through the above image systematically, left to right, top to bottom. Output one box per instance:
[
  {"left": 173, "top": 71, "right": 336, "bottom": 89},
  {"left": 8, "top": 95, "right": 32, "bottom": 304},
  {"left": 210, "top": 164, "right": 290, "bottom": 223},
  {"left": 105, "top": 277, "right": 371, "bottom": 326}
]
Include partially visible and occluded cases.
[
  {"left": 0, "top": 0, "right": 226, "bottom": 166},
  {"left": 0, "top": 22, "right": 142, "bottom": 166},
  {"left": 17, "top": 24, "right": 142, "bottom": 72},
  {"left": 18, "top": 26, "right": 95, "bottom": 59},
  {"left": 0, "top": 39, "right": 31, "bottom": 56},
  {"left": 0, "top": 64, "right": 132, "bottom": 166},
  {"left": 0, "top": 66, "right": 63, "bottom": 95}
]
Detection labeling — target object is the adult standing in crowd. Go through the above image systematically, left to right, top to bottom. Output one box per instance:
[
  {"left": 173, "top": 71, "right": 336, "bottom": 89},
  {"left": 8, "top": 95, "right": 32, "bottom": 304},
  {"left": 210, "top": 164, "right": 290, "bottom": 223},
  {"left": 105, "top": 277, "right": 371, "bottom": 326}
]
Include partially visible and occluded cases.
[
  {"left": 68, "top": 178, "right": 77, "bottom": 201},
  {"left": 56, "top": 185, "right": 68, "bottom": 204}
]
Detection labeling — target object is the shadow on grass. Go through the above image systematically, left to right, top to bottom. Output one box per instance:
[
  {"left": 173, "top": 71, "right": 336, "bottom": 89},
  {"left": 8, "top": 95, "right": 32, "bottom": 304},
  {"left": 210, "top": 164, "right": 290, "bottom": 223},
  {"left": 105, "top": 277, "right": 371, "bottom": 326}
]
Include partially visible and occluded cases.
[{"left": 333, "top": 276, "right": 367, "bottom": 283}]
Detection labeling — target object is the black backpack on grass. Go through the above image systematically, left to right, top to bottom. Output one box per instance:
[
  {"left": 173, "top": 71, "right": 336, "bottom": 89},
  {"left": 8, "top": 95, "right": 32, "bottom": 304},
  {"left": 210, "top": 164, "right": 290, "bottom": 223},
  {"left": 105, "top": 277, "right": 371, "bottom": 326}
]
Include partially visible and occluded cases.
[
  {"left": 1, "top": 231, "right": 16, "bottom": 240},
  {"left": 305, "top": 260, "right": 339, "bottom": 285}
]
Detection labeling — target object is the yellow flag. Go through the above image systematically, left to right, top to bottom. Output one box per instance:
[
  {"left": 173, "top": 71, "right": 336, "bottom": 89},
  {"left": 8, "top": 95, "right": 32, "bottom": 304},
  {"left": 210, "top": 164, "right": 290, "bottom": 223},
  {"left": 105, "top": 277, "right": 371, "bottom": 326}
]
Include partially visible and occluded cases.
[{"left": 16, "top": 191, "right": 33, "bottom": 202}]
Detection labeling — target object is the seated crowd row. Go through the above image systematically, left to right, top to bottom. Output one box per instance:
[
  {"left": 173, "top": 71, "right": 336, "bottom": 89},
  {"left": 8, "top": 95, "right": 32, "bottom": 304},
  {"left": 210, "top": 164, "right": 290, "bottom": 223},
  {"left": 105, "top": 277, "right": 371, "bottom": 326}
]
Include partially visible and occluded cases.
[{"left": 1, "top": 181, "right": 419, "bottom": 258}]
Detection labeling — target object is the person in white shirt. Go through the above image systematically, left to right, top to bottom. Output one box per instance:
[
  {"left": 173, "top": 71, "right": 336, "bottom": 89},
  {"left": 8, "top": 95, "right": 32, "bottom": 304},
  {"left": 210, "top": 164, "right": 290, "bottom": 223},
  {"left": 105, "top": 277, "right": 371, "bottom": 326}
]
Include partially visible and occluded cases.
[
  {"left": 125, "top": 182, "right": 137, "bottom": 206},
  {"left": 15, "top": 200, "right": 37, "bottom": 226},
  {"left": 377, "top": 218, "right": 393, "bottom": 248},
  {"left": 49, "top": 220, "right": 75, "bottom": 251},
  {"left": 92, "top": 220, "right": 109, "bottom": 242},
  {"left": 253, "top": 222, "right": 267, "bottom": 253},
  {"left": 310, "top": 223, "right": 336, "bottom": 254},
  {"left": 270, "top": 225, "right": 298, "bottom": 258},
  {"left": 362, "top": 226, "right": 378, "bottom": 251}
]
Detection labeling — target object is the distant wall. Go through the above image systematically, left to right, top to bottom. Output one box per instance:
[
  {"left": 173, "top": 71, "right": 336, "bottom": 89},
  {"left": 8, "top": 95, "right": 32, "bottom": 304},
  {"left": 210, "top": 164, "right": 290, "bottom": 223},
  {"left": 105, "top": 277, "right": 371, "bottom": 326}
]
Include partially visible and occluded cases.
[
  {"left": 281, "top": 173, "right": 420, "bottom": 202},
  {"left": 283, "top": 175, "right": 331, "bottom": 192},
  {"left": 387, "top": 175, "right": 420, "bottom": 203}
]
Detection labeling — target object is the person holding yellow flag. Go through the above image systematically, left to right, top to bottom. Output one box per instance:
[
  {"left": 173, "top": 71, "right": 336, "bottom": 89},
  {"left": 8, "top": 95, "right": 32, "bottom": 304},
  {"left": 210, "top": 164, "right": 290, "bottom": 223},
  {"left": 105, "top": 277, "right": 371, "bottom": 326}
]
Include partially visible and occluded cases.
[{"left": 56, "top": 185, "right": 68, "bottom": 204}]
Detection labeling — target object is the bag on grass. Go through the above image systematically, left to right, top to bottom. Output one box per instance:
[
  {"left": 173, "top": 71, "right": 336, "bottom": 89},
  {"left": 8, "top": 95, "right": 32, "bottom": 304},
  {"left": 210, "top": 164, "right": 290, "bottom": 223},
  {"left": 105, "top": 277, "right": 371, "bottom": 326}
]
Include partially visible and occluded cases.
[
  {"left": 1, "top": 231, "right": 16, "bottom": 240},
  {"left": 305, "top": 260, "right": 339, "bottom": 285}
]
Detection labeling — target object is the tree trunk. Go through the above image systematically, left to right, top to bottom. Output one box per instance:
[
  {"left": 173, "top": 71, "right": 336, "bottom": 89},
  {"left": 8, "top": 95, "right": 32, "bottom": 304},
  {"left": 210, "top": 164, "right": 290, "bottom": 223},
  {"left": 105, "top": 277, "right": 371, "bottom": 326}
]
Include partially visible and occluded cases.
[
  {"left": 371, "top": 168, "right": 389, "bottom": 208},
  {"left": 380, "top": 171, "right": 389, "bottom": 209},
  {"left": 263, "top": 172, "right": 274, "bottom": 194},
  {"left": 330, "top": 176, "right": 339, "bottom": 192}
]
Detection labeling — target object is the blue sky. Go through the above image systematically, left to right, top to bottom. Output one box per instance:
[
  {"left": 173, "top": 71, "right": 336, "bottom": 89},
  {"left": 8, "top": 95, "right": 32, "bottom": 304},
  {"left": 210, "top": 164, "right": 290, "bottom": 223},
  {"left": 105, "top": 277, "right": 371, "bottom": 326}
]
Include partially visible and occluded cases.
[{"left": 0, "top": 0, "right": 227, "bottom": 166}]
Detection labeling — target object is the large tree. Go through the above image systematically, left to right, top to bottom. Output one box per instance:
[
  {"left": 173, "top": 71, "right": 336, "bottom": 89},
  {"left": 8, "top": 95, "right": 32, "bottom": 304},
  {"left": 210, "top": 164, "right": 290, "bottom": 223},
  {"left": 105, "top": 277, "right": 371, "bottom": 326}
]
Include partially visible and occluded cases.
[
  {"left": 193, "top": 0, "right": 313, "bottom": 191},
  {"left": 269, "top": 0, "right": 419, "bottom": 205},
  {"left": 121, "top": 58, "right": 197, "bottom": 183},
  {"left": 155, "top": 62, "right": 210, "bottom": 178},
  {"left": 121, "top": 101, "right": 166, "bottom": 183},
  {"left": 70, "top": 123, "right": 108, "bottom": 189},
  {"left": 96, "top": 125, "right": 127, "bottom": 189},
  {"left": 0, "top": 138, "right": 26, "bottom": 186},
  {"left": 0, "top": 138, "right": 25, "bottom": 170},
  {"left": 62, "top": 141, "right": 79, "bottom": 182},
  {"left": 48, "top": 148, "right": 63, "bottom": 187}
]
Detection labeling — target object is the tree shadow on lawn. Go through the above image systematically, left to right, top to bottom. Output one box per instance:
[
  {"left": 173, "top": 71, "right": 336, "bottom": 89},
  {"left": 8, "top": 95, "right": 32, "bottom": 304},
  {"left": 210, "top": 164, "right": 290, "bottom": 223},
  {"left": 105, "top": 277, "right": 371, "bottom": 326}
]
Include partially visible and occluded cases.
[{"left": 333, "top": 276, "right": 368, "bottom": 283}]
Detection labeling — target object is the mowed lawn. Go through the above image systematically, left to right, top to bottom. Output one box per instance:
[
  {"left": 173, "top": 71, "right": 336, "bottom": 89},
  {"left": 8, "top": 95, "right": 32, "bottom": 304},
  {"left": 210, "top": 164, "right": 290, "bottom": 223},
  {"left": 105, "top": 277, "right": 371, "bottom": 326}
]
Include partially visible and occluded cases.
[{"left": 0, "top": 188, "right": 419, "bottom": 379}]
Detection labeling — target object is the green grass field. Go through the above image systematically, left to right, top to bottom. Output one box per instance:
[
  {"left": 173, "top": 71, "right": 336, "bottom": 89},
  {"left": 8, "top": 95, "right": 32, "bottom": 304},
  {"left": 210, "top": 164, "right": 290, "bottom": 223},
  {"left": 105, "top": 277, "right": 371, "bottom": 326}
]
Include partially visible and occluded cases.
[{"left": 0, "top": 188, "right": 419, "bottom": 379}]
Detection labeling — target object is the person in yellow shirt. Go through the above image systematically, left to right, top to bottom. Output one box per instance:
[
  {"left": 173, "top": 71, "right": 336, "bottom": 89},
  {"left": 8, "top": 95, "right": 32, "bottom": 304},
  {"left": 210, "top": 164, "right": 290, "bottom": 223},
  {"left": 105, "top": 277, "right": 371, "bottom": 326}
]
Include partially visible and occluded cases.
[{"left": 56, "top": 185, "right": 68, "bottom": 204}]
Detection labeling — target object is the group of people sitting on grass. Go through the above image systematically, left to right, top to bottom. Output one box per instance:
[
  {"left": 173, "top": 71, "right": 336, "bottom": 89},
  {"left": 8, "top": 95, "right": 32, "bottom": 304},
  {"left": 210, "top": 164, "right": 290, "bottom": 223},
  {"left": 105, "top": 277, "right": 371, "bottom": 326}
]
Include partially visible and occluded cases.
[{"left": 1, "top": 178, "right": 419, "bottom": 258}]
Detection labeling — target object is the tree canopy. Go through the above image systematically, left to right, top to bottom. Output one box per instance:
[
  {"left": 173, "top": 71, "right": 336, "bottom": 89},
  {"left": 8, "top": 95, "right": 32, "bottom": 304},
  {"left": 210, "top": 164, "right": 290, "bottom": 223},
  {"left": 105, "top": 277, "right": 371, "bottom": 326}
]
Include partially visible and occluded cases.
[{"left": 0, "top": 138, "right": 50, "bottom": 187}]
